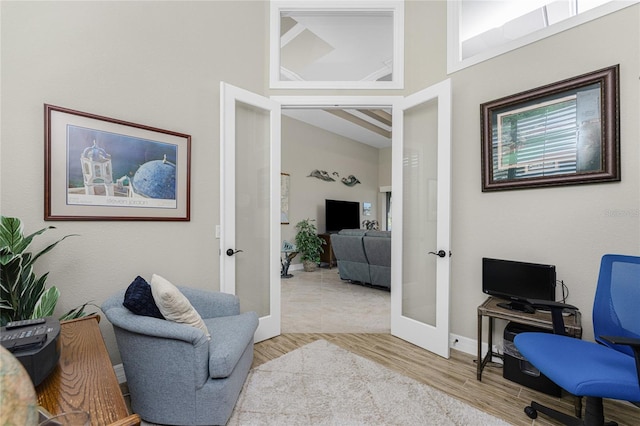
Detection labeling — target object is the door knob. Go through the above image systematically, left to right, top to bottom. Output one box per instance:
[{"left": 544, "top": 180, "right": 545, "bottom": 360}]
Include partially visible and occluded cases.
[
  {"left": 226, "top": 249, "right": 244, "bottom": 256},
  {"left": 428, "top": 250, "right": 447, "bottom": 258}
]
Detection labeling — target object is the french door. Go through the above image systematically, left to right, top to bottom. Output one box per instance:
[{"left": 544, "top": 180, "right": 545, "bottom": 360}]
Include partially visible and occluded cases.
[
  {"left": 221, "top": 79, "right": 452, "bottom": 353},
  {"left": 390, "top": 79, "right": 452, "bottom": 358},
  {"left": 219, "top": 82, "right": 281, "bottom": 342}
]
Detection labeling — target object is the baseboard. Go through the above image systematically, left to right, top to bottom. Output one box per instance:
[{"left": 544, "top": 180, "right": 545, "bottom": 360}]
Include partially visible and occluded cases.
[
  {"left": 449, "top": 333, "right": 502, "bottom": 364},
  {"left": 114, "top": 363, "right": 127, "bottom": 384}
]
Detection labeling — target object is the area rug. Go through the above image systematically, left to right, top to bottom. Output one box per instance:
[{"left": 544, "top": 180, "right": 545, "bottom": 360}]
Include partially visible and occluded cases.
[{"left": 227, "top": 340, "right": 511, "bottom": 425}]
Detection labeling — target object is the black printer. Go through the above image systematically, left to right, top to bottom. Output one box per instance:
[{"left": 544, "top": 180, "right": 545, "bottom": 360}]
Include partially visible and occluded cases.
[{"left": 1, "top": 317, "right": 61, "bottom": 386}]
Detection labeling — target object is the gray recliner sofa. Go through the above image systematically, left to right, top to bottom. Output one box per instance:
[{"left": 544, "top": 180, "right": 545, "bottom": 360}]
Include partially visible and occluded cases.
[
  {"left": 331, "top": 229, "right": 391, "bottom": 289},
  {"left": 363, "top": 230, "right": 392, "bottom": 287},
  {"left": 102, "top": 287, "right": 258, "bottom": 426}
]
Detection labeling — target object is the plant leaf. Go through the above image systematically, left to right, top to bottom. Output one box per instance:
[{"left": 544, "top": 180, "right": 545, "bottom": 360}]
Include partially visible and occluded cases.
[
  {"left": 0, "top": 216, "right": 25, "bottom": 253},
  {"left": 27, "top": 234, "right": 79, "bottom": 269},
  {"left": 32, "top": 286, "right": 60, "bottom": 319},
  {"left": 59, "top": 302, "right": 96, "bottom": 321}
]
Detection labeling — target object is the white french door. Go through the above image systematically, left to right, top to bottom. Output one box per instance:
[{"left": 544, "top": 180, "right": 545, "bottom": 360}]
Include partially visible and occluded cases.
[
  {"left": 222, "top": 79, "right": 452, "bottom": 352},
  {"left": 390, "top": 79, "right": 452, "bottom": 358},
  {"left": 219, "top": 82, "right": 281, "bottom": 342}
]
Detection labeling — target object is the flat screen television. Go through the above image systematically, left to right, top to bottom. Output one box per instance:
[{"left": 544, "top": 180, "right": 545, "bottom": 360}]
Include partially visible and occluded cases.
[
  {"left": 325, "top": 199, "right": 360, "bottom": 233},
  {"left": 482, "top": 257, "right": 556, "bottom": 313}
]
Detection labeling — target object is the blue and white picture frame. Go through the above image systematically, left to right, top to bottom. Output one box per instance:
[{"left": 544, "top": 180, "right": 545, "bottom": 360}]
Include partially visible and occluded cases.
[{"left": 45, "top": 104, "right": 191, "bottom": 220}]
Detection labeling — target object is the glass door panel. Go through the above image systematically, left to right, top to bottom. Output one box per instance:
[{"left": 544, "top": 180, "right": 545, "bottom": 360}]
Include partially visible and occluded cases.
[
  {"left": 402, "top": 99, "right": 438, "bottom": 326},
  {"left": 235, "top": 101, "right": 271, "bottom": 317}
]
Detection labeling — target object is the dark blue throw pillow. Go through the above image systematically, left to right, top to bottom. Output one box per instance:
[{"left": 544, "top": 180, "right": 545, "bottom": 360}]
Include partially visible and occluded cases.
[{"left": 123, "top": 276, "right": 164, "bottom": 319}]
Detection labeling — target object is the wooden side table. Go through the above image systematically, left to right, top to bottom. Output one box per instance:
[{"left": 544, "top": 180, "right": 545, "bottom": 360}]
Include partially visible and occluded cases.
[
  {"left": 318, "top": 233, "right": 337, "bottom": 268},
  {"left": 476, "top": 296, "right": 582, "bottom": 381},
  {"left": 36, "top": 315, "right": 140, "bottom": 426}
]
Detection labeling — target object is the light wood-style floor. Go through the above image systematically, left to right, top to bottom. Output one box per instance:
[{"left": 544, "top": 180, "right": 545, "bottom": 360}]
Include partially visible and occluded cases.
[
  {"left": 264, "top": 269, "right": 639, "bottom": 426},
  {"left": 254, "top": 334, "right": 638, "bottom": 426}
]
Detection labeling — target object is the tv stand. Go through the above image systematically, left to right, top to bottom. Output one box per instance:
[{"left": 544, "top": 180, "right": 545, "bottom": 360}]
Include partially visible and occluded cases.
[
  {"left": 318, "top": 233, "right": 336, "bottom": 269},
  {"left": 496, "top": 301, "right": 535, "bottom": 314}
]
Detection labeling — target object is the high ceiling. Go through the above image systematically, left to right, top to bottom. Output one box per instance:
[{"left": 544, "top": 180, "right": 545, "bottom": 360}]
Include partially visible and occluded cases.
[{"left": 283, "top": 108, "right": 392, "bottom": 149}]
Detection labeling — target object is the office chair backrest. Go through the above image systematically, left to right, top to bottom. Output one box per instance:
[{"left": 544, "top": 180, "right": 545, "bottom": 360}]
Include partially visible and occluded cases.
[{"left": 592, "top": 254, "right": 640, "bottom": 358}]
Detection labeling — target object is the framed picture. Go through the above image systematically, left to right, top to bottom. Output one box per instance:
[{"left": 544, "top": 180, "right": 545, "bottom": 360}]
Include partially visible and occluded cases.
[
  {"left": 480, "top": 65, "right": 619, "bottom": 191},
  {"left": 45, "top": 104, "right": 191, "bottom": 220},
  {"left": 280, "top": 172, "right": 290, "bottom": 224}
]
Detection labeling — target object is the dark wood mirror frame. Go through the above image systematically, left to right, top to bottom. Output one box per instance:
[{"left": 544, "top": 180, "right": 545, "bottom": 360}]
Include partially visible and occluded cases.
[{"left": 480, "top": 64, "right": 619, "bottom": 192}]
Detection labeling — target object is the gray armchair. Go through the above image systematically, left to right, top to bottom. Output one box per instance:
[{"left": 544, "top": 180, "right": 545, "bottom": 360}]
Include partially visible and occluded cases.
[{"left": 102, "top": 287, "right": 258, "bottom": 426}]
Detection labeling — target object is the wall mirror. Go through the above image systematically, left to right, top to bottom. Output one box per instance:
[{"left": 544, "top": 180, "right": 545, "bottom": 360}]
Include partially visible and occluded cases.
[
  {"left": 270, "top": 1, "right": 404, "bottom": 89},
  {"left": 480, "top": 65, "right": 619, "bottom": 191}
]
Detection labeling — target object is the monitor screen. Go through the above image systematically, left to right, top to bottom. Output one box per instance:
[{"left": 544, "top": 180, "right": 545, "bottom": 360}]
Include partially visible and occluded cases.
[
  {"left": 325, "top": 199, "right": 360, "bottom": 233},
  {"left": 482, "top": 257, "right": 556, "bottom": 304}
]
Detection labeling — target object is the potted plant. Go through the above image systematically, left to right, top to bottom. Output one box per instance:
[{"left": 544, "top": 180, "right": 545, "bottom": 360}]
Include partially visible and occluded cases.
[
  {"left": 0, "top": 216, "right": 89, "bottom": 327},
  {"left": 294, "top": 218, "right": 325, "bottom": 272}
]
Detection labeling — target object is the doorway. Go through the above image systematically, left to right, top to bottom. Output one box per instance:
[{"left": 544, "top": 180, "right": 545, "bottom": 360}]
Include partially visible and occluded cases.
[
  {"left": 275, "top": 83, "right": 452, "bottom": 358},
  {"left": 221, "top": 85, "right": 451, "bottom": 357},
  {"left": 279, "top": 104, "right": 393, "bottom": 333}
]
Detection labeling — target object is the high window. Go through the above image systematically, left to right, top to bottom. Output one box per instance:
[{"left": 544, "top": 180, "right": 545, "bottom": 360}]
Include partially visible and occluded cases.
[{"left": 448, "top": 0, "right": 637, "bottom": 73}]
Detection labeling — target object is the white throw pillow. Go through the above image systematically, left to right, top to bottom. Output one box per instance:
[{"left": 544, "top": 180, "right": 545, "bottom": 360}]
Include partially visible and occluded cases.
[{"left": 150, "top": 274, "right": 210, "bottom": 339}]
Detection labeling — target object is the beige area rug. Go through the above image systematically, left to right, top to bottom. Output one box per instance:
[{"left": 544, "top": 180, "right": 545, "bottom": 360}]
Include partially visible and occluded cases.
[{"left": 228, "top": 340, "right": 511, "bottom": 425}]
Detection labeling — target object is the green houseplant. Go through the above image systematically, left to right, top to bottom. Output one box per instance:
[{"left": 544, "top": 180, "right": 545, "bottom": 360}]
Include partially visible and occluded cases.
[
  {"left": 0, "top": 216, "right": 88, "bottom": 327},
  {"left": 294, "top": 218, "right": 325, "bottom": 272}
]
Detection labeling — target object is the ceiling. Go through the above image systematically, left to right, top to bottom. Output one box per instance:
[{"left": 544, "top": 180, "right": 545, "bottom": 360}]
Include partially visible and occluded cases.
[
  {"left": 277, "top": 8, "right": 395, "bottom": 148},
  {"left": 282, "top": 108, "right": 392, "bottom": 149}
]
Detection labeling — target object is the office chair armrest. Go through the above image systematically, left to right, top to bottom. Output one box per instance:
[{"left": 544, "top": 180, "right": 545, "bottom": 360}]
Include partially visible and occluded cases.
[
  {"left": 526, "top": 298, "right": 578, "bottom": 336},
  {"left": 527, "top": 298, "right": 578, "bottom": 311},
  {"left": 600, "top": 335, "right": 640, "bottom": 390},
  {"left": 600, "top": 335, "right": 640, "bottom": 348}
]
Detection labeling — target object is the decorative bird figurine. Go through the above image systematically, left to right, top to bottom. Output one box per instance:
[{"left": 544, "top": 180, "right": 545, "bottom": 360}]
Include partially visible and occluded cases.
[
  {"left": 307, "top": 170, "right": 335, "bottom": 181},
  {"left": 341, "top": 175, "right": 361, "bottom": 186}
]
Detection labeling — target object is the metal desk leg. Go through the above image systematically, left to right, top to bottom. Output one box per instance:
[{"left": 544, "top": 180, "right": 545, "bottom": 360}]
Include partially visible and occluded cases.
[
  {"left": 477, "top": 311, "right": 483, "bottom": 380},
  {"left": 477, "top": 316, "right": 496, "bottom": 381},
  {"left": 488, "top": 316, "right": 493, "bottom": 363}
]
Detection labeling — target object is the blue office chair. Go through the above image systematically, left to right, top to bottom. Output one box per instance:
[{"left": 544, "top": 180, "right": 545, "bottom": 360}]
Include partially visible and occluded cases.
[{"left": 514, "top": 254, "right": 640, "bottom": 426}]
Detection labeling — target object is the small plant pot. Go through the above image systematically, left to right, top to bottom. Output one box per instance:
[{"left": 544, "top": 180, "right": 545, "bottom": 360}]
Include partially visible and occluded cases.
[{"left": 302, "top": 260, "right": 317, "bottom": 272}]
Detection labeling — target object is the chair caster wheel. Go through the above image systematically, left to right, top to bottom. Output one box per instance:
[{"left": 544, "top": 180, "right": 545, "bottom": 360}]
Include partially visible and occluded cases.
[{"left": 524, "top": 406, "right": 538, "bottom": 419}]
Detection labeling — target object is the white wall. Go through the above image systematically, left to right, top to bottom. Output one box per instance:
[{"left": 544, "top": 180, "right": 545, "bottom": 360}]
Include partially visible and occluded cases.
[
  {"left": 1, "top": 1, "right": 638, "bottom": 364},
  {"left": 281, "top": 116, "right": 380, "bottom": 265}
]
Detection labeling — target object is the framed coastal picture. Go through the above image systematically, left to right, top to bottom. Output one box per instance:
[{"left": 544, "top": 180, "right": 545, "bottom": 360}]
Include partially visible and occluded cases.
[
  {"left": 480, "top": 65, "right": 619, "bottom": 191},
  {"left": 45, "top": 104, "right": 191, "bottom": 220}
]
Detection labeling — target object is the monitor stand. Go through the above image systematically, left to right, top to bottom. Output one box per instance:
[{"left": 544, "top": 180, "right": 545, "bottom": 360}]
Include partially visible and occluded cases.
[{"left": 497, "top": 301, "right": 535, "bottom": 314}]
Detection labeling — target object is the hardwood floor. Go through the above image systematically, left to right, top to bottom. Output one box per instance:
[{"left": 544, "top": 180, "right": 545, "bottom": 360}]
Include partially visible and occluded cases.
[
  {"left": 267, "top": 269, "right": 638, "bottom": 425},
  {"left": 254, "top": 334, "right": 638, "bottom": 426}
]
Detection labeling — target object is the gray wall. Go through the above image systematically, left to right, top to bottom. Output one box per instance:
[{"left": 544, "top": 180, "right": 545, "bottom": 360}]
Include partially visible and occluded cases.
[
  {"left": 0, "top": 0, "right": 268, "bottom": 362},
  {"left": 1, "top": 1, "right": 638, "bottom": 364},
  {"left": 449, "top": 5, "right": 640, "bottom": 343}
]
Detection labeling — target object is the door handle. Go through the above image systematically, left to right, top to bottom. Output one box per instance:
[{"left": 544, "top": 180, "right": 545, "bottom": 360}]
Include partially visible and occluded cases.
[
  {"left": 226, "top": 249, "right": 244, "bottom": 256},
  {"left": 428, "top": 250, "right": 447, "bottom": 258}
]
